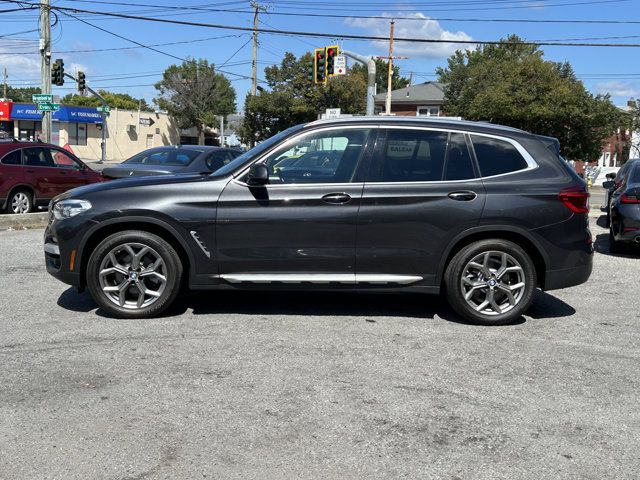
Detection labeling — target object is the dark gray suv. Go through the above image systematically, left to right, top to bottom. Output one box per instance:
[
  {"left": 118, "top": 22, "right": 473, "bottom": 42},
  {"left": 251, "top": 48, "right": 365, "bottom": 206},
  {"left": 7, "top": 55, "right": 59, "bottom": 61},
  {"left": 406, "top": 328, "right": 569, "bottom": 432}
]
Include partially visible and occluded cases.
[{"left": 45, "top": 117, "right": 592, "bottom": 325}]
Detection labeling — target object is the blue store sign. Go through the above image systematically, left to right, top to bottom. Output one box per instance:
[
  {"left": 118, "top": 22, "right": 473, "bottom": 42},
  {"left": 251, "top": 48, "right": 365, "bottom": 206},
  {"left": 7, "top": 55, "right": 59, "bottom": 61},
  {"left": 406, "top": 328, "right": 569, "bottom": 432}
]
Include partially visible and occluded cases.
[
  {"left": 10, "top": 104, "right": 104, "bottom": 123},
  {"left": 11, "top": 104, "right": 41, "bottom": 120},
  {"left": 55, "top": 105, "right": 103, "bottom": 124}
]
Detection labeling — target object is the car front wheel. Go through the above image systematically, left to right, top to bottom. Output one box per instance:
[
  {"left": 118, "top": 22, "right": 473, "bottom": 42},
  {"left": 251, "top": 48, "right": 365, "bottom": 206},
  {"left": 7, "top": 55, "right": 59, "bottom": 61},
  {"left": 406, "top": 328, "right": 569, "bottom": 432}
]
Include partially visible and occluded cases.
[
  {"left": 86, "top": 230, "right": 183, "bottom": 318},
  {"left": 445, "top": 239, "right": 537, "bottom": 325}
]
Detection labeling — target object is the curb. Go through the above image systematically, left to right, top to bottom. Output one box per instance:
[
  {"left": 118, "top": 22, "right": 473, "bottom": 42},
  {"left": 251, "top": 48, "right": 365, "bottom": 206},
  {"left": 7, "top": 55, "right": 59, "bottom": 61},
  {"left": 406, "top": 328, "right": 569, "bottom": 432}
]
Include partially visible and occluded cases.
[{"left": 0, "top": 212, "right": 49, "bottom": 231}]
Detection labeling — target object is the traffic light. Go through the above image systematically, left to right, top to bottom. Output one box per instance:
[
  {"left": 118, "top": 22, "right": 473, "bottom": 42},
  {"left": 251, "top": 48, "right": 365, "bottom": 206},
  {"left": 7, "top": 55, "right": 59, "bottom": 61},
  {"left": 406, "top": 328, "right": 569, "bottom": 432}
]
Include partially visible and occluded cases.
[
  {"left": 326, "top": 45, "right": 339, "bottom": 77},
  {"left": 314, "top": 48, "right": 326, "bottom": 85},
  {"left": 51, "top": 59, "right": 64, "bottom": 86},
  {"left": 307, "top": 62, "right": 314, "bottom": 83},
  {"left": 77, "top": 71, "right": 86, "bottom": 92}
]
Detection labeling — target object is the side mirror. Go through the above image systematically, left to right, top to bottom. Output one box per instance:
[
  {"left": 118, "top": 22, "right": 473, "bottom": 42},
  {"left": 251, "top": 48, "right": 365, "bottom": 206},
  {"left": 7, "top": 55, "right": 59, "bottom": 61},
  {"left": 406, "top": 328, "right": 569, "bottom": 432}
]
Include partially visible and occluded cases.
[
  {"left": 246, "top": 163, "right": 268, "bottom": 186},
  {"left": 606, "top": 172, "right": 616, "bottom": 180},
  {"left": 602, "top": 181, "right": 614, "bottom": 189}
]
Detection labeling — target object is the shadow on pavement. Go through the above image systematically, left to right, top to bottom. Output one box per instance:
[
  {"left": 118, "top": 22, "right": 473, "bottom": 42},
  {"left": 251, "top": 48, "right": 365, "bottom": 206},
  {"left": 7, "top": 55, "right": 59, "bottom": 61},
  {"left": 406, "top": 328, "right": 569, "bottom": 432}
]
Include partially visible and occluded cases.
[
  {"left": 594, "top": 232, "right": 640, "bottom": 258},
  {"left": 57, "top": 287, "right": 577, "bottom": 326}
]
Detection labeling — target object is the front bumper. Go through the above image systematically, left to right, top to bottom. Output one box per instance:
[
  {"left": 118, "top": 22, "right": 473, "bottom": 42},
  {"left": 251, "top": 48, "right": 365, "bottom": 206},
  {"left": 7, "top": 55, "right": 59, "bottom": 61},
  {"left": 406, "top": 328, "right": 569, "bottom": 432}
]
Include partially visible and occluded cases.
[{"left": 44, "top": 213, "right": 90, "bottom": 289}]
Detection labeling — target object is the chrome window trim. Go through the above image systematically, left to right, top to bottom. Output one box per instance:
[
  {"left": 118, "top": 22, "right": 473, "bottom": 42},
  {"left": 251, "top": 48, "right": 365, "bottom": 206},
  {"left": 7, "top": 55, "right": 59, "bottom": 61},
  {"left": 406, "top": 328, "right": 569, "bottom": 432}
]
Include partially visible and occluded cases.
[{"left": 233, "top": 125, "right": 378, "bottom": 187}]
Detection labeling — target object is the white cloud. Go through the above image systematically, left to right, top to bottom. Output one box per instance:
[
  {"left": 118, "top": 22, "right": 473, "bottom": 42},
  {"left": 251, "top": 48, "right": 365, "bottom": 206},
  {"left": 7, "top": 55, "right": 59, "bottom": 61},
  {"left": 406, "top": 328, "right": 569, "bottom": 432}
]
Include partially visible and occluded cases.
[
  {"left": 346, "top": 12, "right": 473, "bottom": 59},
  {"left": 0, "top": 51, "right": 40, "bottom": 78},
  {"left": 69, "top": 62, "right": 90, "bottom": 76},
  {"left": 595, "top": 81, "right": 640, "bottom": 98}
]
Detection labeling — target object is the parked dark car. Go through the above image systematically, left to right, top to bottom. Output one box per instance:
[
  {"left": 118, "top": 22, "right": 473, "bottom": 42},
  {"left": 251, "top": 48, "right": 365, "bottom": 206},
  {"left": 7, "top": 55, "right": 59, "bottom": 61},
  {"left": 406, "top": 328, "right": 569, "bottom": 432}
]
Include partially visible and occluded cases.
[
  {"left": 45, "top": 117, "right": 593, "bottom": 325},
  {"left": 0, "top": 140, "right": 103, "bottom": 214},
  {"left": 101, "top": 145, "right": 242, "bottom": 179},
  {"left": 603, "top": 159, "right": 639, "bottom": 226},
  {"left": 609, "top": 160, "right": 640, "bottom": 252}
]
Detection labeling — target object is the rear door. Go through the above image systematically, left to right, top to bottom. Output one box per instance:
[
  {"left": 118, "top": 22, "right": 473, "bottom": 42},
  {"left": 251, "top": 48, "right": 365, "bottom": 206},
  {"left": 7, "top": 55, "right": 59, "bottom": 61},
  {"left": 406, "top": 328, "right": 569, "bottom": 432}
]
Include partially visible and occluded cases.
[
  {"left": 356, "top": 127, "right": 486, "bottom": 287},
  {"left": 22, "top": 147, "right": 61, "bottom": 201},
  {"left": 48, "top": 147, "right": 93, "bottom": 191}
]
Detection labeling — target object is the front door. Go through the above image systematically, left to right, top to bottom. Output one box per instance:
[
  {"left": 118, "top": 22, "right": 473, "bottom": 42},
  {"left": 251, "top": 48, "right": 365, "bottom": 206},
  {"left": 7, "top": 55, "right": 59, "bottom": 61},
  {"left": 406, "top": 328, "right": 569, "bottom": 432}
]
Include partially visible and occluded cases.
[
  {"left": 216, "top": 126, "right": 375, "bottom": 285},
  {"left": 357, "top": 127, "right": 487, "bottom": 287},
  {"left": 48, "top": 148, "right": 93, "bottom": 192}
]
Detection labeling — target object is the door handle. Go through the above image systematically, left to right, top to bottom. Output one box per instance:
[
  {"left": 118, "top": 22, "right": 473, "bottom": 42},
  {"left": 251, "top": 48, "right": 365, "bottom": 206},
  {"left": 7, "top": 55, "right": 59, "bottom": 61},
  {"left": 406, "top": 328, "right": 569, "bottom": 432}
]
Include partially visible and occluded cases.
[
  {"left": 26, "top": 169, "right": 35, "bottom": 173},
  {"left": 59, "top": 171, "right": 67, "bottom": 175},
  {"left": 448, "top": 191, "right": 477, "bottom": 201},
  {"left": 322, "top": 193, "right": 351, "bottom": 204}
]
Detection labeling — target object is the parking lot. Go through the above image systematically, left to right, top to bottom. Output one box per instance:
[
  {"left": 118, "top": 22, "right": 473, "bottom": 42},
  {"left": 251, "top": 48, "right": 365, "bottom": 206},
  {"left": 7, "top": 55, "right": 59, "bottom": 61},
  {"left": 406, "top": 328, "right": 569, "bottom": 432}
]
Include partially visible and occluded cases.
[{"left": 1, "top": 193, "right": 639, "bottom": 479}]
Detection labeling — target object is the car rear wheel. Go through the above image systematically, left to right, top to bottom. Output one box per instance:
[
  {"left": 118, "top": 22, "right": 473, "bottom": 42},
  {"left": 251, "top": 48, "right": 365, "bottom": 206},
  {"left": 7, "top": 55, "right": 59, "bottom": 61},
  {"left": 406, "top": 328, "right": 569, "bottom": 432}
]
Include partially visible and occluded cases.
[
  {"left": 7, "top": 189, "right": 33, "bottom": 214},
  {"left": 87, "top": 230, "right": 183, "bottom": 318},
  {"left": 445, "top": 239, "right": 537, "bottom": 326}
]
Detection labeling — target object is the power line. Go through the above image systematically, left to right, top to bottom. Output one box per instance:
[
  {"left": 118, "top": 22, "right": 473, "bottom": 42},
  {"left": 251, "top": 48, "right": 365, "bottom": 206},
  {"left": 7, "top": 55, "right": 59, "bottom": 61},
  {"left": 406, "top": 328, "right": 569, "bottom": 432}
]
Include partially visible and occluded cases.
[{"left": 21, "top": 2, "right": 640, "bottom": 48}]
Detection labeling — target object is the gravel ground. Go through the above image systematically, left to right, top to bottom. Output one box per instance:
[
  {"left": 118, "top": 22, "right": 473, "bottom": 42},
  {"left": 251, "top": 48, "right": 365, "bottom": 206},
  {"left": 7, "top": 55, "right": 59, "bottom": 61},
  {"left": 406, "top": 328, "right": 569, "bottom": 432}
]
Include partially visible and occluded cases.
[{"left": 1, "top": 203, "right": 639, "bottom": 479}]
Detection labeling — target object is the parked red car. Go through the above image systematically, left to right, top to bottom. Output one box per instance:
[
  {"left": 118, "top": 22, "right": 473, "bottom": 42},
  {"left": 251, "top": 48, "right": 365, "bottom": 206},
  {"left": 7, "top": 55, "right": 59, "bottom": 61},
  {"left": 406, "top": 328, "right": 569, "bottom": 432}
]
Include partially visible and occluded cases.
[{"left": 0, "top": 140, "right": 104, "bottom": 214}]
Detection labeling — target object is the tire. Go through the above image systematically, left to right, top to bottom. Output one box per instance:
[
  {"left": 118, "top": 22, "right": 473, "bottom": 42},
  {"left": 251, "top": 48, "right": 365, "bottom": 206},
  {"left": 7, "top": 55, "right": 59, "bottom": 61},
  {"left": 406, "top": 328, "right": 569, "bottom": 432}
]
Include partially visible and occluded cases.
[
  {"left": 6, "top": 189, "right": 33, "bottom": 214},
  {"left": 609, "top": 225, "right": 624, "bottom": 254},
  {"left": 86, "top": 230, "right": 183, "bottom": 318},
  {"left": 444, "top": 239, "right": 537, "bottom": 326}
]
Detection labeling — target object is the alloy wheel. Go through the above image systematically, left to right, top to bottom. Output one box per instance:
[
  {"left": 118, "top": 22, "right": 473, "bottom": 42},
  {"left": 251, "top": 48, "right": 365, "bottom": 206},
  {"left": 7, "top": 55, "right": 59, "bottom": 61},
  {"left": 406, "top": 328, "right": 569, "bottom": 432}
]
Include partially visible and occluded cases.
[
  {"left": 11, "top": 192, "right": 30, "bottom": 214},
  {"left": 98, "top": 242, "right": 167, "bottom": 310},
  {"left": 460, "top": 250, "right": 526, "bottom": 316}
]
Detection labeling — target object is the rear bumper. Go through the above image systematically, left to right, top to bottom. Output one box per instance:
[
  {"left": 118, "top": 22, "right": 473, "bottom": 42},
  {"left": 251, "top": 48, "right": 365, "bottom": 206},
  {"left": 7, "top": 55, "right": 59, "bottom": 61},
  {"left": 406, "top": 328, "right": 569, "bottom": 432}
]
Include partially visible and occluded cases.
[{"left": 544, "top": 262, "right": 593, "bottom": 291}]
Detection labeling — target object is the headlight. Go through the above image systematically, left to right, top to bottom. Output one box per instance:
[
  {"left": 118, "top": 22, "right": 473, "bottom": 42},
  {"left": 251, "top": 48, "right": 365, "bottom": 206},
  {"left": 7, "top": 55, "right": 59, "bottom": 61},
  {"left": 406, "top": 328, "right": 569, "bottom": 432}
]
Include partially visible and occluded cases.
[{"left": 53, "top": 199, "right": 92, "bottom": 220}]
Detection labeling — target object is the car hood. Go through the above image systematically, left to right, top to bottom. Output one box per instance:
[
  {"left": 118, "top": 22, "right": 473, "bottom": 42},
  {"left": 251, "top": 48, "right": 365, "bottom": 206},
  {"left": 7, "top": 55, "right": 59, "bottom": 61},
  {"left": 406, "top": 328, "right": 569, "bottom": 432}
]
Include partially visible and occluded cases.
[{"left": 53, "top": 173, "right": 212, "bottom": 203}]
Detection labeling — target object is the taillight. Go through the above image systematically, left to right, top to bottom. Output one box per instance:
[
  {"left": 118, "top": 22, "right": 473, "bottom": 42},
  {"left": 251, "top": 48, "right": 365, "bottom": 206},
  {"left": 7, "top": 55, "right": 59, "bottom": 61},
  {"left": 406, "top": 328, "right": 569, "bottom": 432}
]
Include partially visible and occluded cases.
[
  {"left": 559, "top": 186, "right": 590, "bottom": 214},
  {"left": 620, "top": 194, "right": 640, "bottom": 204}
]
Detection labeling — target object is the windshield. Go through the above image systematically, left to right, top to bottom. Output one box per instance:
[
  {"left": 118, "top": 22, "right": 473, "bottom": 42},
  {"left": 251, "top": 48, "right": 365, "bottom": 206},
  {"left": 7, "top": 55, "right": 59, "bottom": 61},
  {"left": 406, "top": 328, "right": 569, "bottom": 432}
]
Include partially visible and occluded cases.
[
  {"left": 209, "top": 124, "right": 305, "bottom": 177},
  {"left": 124, "top": 148, "right": 203, "bottom": 167}
]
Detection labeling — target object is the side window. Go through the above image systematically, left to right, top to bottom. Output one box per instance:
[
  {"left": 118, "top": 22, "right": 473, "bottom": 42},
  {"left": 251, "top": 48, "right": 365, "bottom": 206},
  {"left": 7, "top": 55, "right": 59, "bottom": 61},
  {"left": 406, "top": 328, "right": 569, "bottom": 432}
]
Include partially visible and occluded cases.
[
  {"left": 260, "top": 128, "right": 370, "bottom": 184},
  {"left": 378, "top": 129, "right": 448, "bottom": 182},
  {"left": 444, "top": 133, "right": 475, "bottom": 181},
  {"left": 470, "top": 135, "right": 529, "bottom": 177},
  {"left": 23, "top": 147, "right": 54, "bottom": 168},
  {"left": 50, "top": 149, "right": 81, "bottom": 169},
  {"left": 1, "top": 150, "right": 21, "bottom": 165},
  {"left": 206, "top": 151, "right": 230, "bottom": 172}
]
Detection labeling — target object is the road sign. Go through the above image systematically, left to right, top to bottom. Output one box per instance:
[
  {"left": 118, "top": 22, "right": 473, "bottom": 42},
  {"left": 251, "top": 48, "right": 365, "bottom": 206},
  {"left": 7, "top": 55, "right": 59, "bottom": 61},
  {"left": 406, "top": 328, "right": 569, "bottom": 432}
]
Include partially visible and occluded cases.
[
  {"left": 334, "top": 55, "right": 347, "bottom": 75},
  {"left": 32, "top": 94, "right": 53, "bottom": 103},
  {"left": 36, "top": 102, "right": 60, "bottom": 112},
  {"left": 96, "top": 105, "right": 111, "bottom": 113},
  {"left": 325, "top": 108, "right": 341, "bottom": 119},
  {"left": 139, "top": 117, "right": 155, "bottom": 127}
]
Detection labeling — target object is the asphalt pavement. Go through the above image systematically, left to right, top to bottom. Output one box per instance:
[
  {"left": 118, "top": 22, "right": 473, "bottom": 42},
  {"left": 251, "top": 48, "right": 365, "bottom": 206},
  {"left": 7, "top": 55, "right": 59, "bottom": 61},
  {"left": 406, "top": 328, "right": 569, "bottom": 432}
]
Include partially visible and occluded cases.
[{"left": 1, "top": 203, "right": 639, "bottom": 479}]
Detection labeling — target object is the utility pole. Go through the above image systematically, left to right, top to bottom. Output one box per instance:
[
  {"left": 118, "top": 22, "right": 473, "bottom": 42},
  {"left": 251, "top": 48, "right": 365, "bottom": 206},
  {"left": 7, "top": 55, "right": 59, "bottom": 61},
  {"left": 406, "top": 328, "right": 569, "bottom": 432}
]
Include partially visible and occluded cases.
[
  {"left": 40, "top": 0, "right": 52, "bottom": 143},
  {"left": 250, "top": 2, "right": 263, "bottom": 96},
  {"left": 386, "top": 20, "right": 394, "bottom": 115},
  {"left": 3, "top": 68, "right": 7, "bottom": 100}
]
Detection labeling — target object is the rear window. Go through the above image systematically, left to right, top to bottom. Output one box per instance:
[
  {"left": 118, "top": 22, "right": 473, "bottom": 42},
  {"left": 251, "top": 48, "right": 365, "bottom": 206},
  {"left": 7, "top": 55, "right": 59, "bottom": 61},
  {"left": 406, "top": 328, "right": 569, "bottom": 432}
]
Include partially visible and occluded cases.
[
  {"left": 470, "top": 135, "right": 529, "bottom": 177},
  {"left": 1, "top": 149, "right": 21, "bottom": 165},
  {"left": 125, "top": 149, "right": 202, "bottom": 166},
  {"left": 630, "top": 164, "right": 640, "bottom": 184}
]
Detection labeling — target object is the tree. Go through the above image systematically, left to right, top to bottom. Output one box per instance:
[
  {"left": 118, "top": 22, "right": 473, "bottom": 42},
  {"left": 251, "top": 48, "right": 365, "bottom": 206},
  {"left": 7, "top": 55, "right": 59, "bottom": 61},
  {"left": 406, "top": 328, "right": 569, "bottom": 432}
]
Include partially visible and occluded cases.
[
  {"left": 436, "top": 35, "right": 623, "bottom": 161},
  {"left": 240, "top": 52, "right": 409, "bottom": 145},
  {"left": 351, "top": 58, "right": 410, "bottom": 94},
  {"left": 154, "top": 59, "right": 236, "bottom": 145},
  {"left": 4, "top": 86, "right": 41, "bottom": 103},
  {"left": 62, "top": 90, "right": 153, "bottom": 111},
  {"left": 631, "top": 99, "right": 640, "bottom": 158}
]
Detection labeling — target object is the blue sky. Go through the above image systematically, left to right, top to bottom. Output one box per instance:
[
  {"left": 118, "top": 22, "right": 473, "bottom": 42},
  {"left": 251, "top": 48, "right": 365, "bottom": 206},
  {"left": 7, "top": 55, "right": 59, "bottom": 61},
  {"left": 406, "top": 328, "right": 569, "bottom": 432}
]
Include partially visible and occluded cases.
[{"left": 1, "top": 0, "right": 639, "bottom": 111}]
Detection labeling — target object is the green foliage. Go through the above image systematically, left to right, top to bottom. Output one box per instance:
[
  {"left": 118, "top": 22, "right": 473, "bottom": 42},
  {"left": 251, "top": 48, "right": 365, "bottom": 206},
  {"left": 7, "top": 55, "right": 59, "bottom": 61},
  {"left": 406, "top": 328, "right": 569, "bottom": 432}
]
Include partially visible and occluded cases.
[
  {"left": 436, "top": 35, "right": 624, "bottom": 161},
  {"left": 240, "top": 52, "right": 409, "bottom": 145},
  {"left": 154, "top": 58, "right": 236, "bottom": 144},
  {"left": 351, "top": 58, "right": 410, "bottom": 94},
  {"left": 4, "top": 86, "right": 41, "bottom": 103},
  {"left": 62, "top": 90, "right": 153, "bottom": 111}
]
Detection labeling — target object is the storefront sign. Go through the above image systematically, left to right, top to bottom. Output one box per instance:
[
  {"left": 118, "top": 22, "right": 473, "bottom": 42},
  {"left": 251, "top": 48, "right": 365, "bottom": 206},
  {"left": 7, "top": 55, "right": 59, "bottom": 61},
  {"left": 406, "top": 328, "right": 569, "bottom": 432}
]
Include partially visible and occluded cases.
[
  {"left": 0, "top": 101, "right": 12, "bottom": 121},
  {"left": 11, "top": 103, "right": 41, "bottom": 120},
  {"left": 55, "top": 106, "right": 103, "bottom": 124}
]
